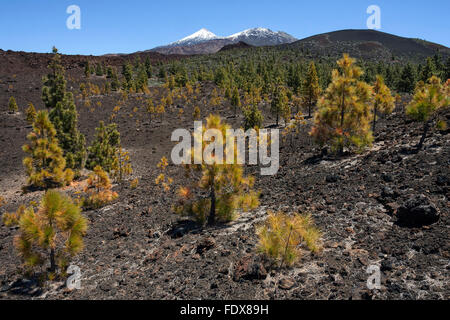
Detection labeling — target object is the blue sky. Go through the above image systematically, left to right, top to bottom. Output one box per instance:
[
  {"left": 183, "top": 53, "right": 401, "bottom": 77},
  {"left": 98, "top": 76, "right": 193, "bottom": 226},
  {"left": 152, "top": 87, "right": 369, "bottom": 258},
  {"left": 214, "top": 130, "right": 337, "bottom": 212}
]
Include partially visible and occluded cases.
[{"left": 0, "top": 0, "right": 448, "bottom": 55}]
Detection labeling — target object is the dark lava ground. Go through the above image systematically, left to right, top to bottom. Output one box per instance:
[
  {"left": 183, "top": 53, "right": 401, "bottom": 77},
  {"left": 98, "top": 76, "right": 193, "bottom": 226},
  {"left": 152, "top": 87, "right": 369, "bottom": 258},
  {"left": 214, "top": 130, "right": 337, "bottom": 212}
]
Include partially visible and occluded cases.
[{"left": 0, "top": 51, "right": 448, "bottom": 300}]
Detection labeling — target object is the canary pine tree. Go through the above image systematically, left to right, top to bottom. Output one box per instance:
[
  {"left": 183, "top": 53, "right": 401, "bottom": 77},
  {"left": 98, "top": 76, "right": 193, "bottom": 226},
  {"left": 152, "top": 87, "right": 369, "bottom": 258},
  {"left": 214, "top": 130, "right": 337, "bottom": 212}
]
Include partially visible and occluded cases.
[
  {"left": 43, "top": 48, "right": 86, "bottom": 170},
  {"left": 310, "top": 54, "right": 373, "bottom": 154},
  {"left": 420, "top": 57, "right": 436, "bottom": 83},
  {"left": 84, "top": 61, "right": 91, "bottom": 78},
  {"left": 301, "top": 61, "right": 321, "bottom": 118},
  {"left": 122, "top": 62, "right": 134, "bottom": 90},
  {"left": 397, "top": 63, "right": 416, "bottom": 93},
  {"left": 372, "top": 75, "right": 395, "bottom": 132},
  {"left": 406, "top": 76, "right": 449, "bottom": 150},
  {"left": 271, "top": 84, "right": 289, "bottom": 126},
  {"left": 231, "top": 87, "right": 241, "bottom": 116},
  {"left": 9, "top": 96, "right": 18, "bottom": 113},
  {"left": 146, "top": 98, "right": 155, "bottom": 124},
  {"left": 25, "top": 102, "right": 37, "bottom": 124},
  {"left": 156, "top": 104, "right": 165, "bottom": 121},
  {"left": 243, "top": 104, "right": 264, "bottom": 130},
  {"left": 193, "top": 106, "right": 201, "bottom": 120},
  {"left": 23, "top": 111, "right": 74, "bottom": 188},
  {"left": 282, "top": 112, "right": 305, "bottom": 147},
  {"left": 174, "top": 115, "right": 259, "bottom": 225},
  {"left": 86, "top": 121, "right": 120, "bottom": 173},
  {"left": 111, "top": 146, "right": 133, "bottom": 183},
  {"left": 83, "top": 165, "right": 118, "bottom": 209},
  {"left": 3, "top": 190, "right": 88, "bottom": 274},
  {"left": 257, "top": 211, "right": 321, "bottom": 267}
]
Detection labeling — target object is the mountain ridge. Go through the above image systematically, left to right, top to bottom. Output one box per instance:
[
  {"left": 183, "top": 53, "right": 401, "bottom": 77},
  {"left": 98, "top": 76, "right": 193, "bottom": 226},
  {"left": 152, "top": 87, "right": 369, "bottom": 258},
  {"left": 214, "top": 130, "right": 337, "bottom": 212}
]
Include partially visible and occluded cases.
[
  {"left": 151, "top": 27, "right": 297, "bottom": 55},
  {"left": 285, "top": 29, "right": 450, "bottom": 62}
]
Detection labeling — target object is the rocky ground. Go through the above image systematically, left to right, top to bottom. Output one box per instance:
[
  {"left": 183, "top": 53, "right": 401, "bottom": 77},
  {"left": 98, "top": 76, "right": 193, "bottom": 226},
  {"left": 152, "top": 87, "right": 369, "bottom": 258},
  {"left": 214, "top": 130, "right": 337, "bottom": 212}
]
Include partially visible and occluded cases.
[{"left": 0, "top": 51, "right": 448, "bottom": 300}]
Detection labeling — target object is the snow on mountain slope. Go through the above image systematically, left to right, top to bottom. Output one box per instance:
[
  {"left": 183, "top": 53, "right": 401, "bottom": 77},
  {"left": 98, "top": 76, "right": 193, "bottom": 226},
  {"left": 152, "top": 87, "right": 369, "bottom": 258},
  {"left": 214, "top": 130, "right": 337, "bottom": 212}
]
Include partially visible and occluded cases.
[
  {"left": 151, "top": 27, "right": 297, "bottom": 54},
  {"left": 226, "top": 27, "right": 297, "bottom": 46},
  {"left": 171, "top": 28, "right": 219, "bottom": 46}
]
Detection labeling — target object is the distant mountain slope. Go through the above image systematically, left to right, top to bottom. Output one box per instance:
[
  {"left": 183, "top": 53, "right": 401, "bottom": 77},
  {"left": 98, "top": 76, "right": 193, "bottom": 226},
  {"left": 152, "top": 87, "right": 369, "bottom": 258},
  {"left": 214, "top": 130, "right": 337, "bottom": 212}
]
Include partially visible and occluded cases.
[
  {"left": 151, "top": 28, "right": 297, "bottom": 55},
  {"left": 287, "top": 29, "right": 450, "bottom": 62},
  {"left": 152, "top": 39, "right": 233, "bottom": 55},
  {"left": 219, "top": 41, "right": 253, "bottom": 52}
]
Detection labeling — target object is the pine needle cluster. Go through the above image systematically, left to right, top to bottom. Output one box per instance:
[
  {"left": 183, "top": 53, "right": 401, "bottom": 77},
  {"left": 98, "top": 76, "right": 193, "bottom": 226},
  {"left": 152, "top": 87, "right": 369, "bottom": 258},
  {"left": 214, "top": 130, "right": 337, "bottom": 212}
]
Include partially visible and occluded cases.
[{"left": 257, "top": 211, "right": 321, "bottom": 267}]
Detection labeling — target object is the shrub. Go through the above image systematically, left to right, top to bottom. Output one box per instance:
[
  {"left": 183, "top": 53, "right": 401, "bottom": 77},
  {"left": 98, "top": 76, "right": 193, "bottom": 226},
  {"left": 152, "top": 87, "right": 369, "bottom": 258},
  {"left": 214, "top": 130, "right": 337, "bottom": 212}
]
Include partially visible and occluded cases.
[
  {"left": 155, "top": 156, "right": 172, "bottom": 192},
  {"left": 83, "top": 165, "right": 118, "bottom": 209},
  {"left": 130, "top": 178, "right": 139, "bottom": 189},
  {"left": 2, "top": 190, "right": 88, "bottom": 274},
  {"left": 257, "top": 211, "right": 321, "bottom": 267}
]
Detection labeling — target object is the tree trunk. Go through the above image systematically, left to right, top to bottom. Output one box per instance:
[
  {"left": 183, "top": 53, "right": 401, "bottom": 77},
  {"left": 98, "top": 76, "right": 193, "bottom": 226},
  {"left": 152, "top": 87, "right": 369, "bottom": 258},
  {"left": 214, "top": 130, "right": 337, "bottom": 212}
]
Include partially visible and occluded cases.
[
  {"left": 339, "top": 87, "right": 346, "bottom": 155},
  {"left": 308, "top": 96, "right": 312, "bottom": 118},
  {"left": 372, "top": 105, "right": 378, "bottom": 132},
  {"left": 417, "top": 121, "right": 430, "bottom": 150},
  {"left": 207, "top": 180, "right": 216, "bottom": 226},
  {"left": 50, "top": 248, "right": 56, "bottom": 272}
]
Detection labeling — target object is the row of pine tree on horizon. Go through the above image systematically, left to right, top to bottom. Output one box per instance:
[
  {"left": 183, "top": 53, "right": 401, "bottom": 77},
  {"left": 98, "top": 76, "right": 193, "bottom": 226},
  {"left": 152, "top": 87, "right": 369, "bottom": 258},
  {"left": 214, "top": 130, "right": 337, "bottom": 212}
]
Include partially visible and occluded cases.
[{"left": 1, "top": 46, "right": 449, "bottom": 285}]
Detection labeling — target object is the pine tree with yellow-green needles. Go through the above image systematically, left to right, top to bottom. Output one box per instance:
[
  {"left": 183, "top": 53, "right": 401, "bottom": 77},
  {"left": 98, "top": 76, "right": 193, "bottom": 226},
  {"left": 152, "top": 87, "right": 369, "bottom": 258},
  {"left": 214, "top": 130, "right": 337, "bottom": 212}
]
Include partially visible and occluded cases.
[
  {"left": 310, "top": 54, "right": 373, "bottom": 154},
  {"left": 301, "top": 61, "right": 321, "bottom": 118},
  {"left": 372, "top": 75, "right": 395, "bottom": 132},
  {"left": 406, "top": 76, "right": 449, "bottom": 150},
  {"left": 9, "top": 96, "right": 18, "bottom": 113},
  {"left": 25, "top": 102, "right": 37, "bottom": 124},
  {"left": 22, "top": 111, "right": 74, "bottom": 189},
  {"left": 173, "top": 115, "right": 259, "bottom": 226},
  {"left": 83, "top": 165, "right": 118, "bottom": 209},
  {"left": 3, "top": 190, "right": 88, "bottom": 274},
  {"left": 257, "top": 211, "right": 321, "bottom": 268}
]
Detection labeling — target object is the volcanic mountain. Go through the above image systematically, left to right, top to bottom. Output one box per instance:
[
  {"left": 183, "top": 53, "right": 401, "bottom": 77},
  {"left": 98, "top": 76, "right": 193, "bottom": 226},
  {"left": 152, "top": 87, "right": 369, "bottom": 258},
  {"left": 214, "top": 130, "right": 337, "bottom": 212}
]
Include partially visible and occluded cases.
[
  {"left": 151, "top": 27, "right": 297, "bottom": 55},
  {"left": 286, "top": 29, "right": 450, "bottom": 62}
]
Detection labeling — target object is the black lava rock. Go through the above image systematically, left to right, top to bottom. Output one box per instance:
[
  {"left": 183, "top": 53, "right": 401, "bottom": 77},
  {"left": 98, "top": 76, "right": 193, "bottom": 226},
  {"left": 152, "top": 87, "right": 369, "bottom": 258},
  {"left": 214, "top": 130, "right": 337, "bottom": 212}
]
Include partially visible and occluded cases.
[
  {"left": 326, "top": 174, "right": 339, "bottom": 183},
  {"left": 396, "top": 194, "right": 439, "bottom": 227}
]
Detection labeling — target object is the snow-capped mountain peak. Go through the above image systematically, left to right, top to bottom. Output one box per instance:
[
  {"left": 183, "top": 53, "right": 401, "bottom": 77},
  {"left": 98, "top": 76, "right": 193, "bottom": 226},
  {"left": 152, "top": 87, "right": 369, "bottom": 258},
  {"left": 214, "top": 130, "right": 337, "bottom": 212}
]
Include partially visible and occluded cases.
[
  {"left": 153, "top": 27, "right": 297, "bottom": 54},
  {"left": 226, "top": 27, "right": 272, "bottom": 40},
  {"left": 226, "top": 27, "right": 297, "bottom": 46},
  {"left": 172, "top": 28, "right": 219, "bottom": 46}
]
